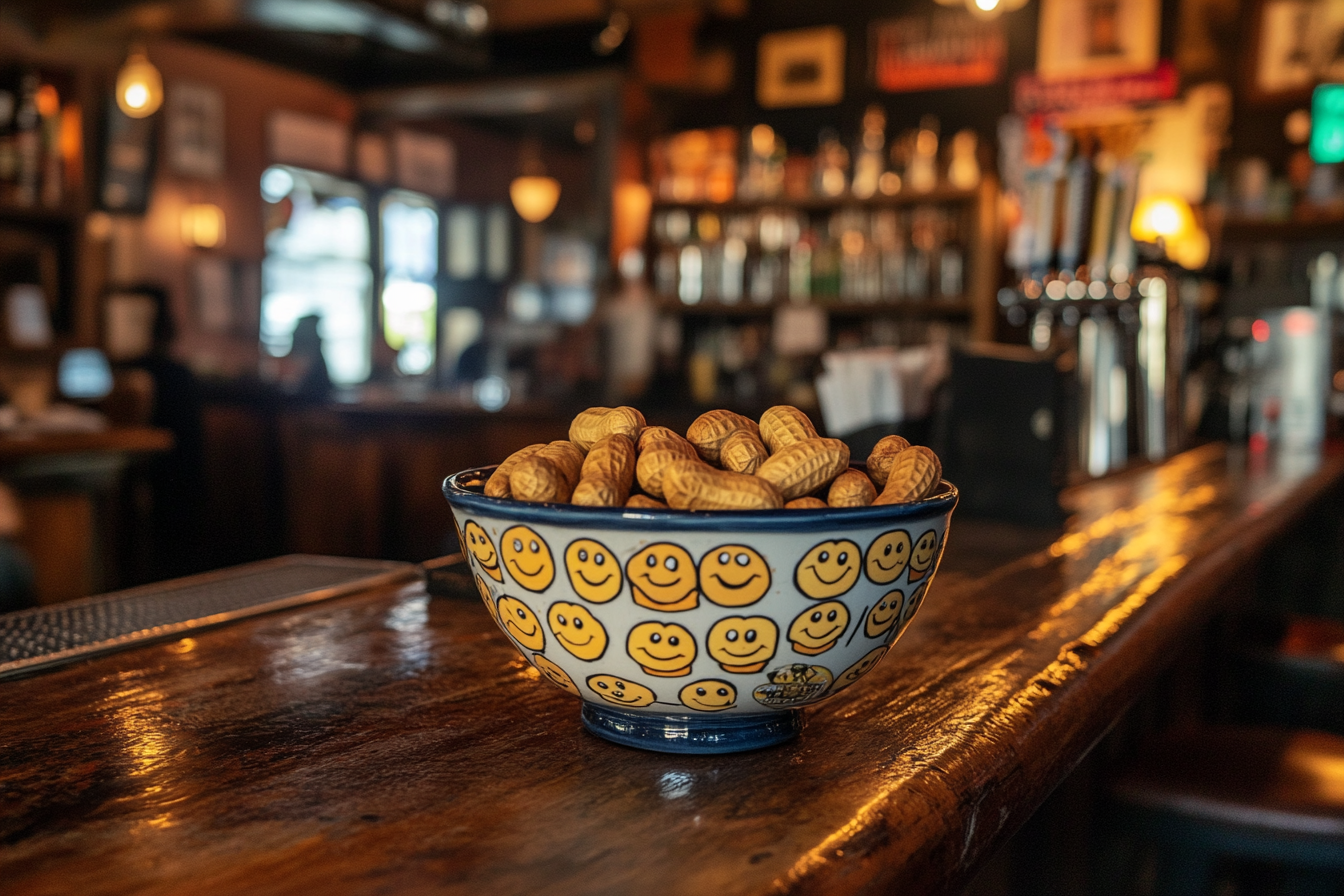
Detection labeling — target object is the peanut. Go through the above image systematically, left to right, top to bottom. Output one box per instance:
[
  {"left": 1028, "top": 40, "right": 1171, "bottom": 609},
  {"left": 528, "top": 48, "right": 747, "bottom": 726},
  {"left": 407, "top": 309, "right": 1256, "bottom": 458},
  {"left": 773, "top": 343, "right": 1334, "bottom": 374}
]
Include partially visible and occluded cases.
[
  {"left": 759, "top": 405, "right": 819, "bottom": 454},
  {"left": 569, "top": 406, "right": 645, "bottom": 452},
  {"left": 686, "top": 409, "right": 760, "bottom": 465},
  {"left": 637, "top": 425, "right": 690, "bottom": 453},
  {"left": 720, "top": 429, "right": 769, "bottom": 475},
  {"left": 572, "top": 435, "right": 636, "bottom": 506},
  {"left": 866, "top": 435, "right": 911, "bottom": 488},
  {"left": 755, "top": 437, "right": 850, "bottom": 501},
  {"left": 537, "top": 441, "right": 584, "bottom": 491},
  {"left": 636, "top": 442, "right": 699, "bottom": 499},
  {"left": 484, "top": 443, "right": 545, "bottom": 498},
  {"left": 873, "top": 446, "right": 943, "bottom": 505},
  {"left": 509, "top": 455, "right": 573, "bottom": 503},
  {"left": 662, "top": 458, "right": 783, "bottom": 511},
  {"left": 827, "top": 468, "right": 877, "bottom": 508},
  {"left": 625, "top": 494, "right": 668, "bottom": 509},
  {"left": 785, "top": 497, "right": 828, "bottom": 509}
]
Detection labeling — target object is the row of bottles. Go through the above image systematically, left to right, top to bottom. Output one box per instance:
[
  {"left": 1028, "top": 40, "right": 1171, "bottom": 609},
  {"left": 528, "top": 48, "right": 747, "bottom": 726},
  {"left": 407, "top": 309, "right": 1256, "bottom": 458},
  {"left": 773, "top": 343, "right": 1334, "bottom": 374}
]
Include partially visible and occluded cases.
[
  {"left": 0, "top": 69, "right": 74, "bottom": 209},
  {"left": 649, "top": 109, "right": 982, "bottom": 205},
  {"left": 650, "top": 204, "right": 967, "bottom": 306}
]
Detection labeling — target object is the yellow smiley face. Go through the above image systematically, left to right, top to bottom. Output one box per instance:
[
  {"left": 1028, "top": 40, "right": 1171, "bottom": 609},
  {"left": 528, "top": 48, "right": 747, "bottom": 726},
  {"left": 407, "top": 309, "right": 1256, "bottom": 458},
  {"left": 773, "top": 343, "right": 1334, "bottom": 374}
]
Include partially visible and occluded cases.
[
  {"left": 463, "top": 520, "right": 503, "bottom": 582},
  {"left": 501, "top": 525, "right": 555, "bottom": 592},
  {"left": 865, "top": 529, "right": 911, "bottom": 585},
  {"left": 908, "top": 529, "right": 939, "bottom": 582},
  {"left": 564, "top": 538, "right": 623, "bottom": 603},
  {"left": 794, "top": 540, "right": 861, "bottom": 599},
  {"left": 627, "top": 543, "right": 699, "bottom": 612},
  {"left": 699, "top": 544, "right": 771, "bottom": 607},
  {"left": 476, "top": 574, "right": 498, "bottom": 623},
  {"left": 900, "top": 582, "right": 928, "bottom": 627},
  {"left": 865, "top": 589, "right": 904, "bottom": 639},
  {"left": 496, "top": 595, "right": 545, "bottom": 651},
  {"left": 546, "top": 601, "right": 609, "bottom": 661},
  {"left": 787, "top": 601, "right": 849, "bottom": 655},
  {"left": 706, "top": 615, "right": 779, "bottom": 674},
  {"left": 626, "top": 621, "right": 697, "bottom": 677},
  {"left": 832, "top": 646, "right": 888, "bottom": 692},
  {"left": 532, "top": 654, "right": 579, "bottom": 695},
  {"left": 587, "top": 674, "right": 657, "bottom": 707},
  {"left": 679, "top": 679, "right": 738, "bottom": 712}
]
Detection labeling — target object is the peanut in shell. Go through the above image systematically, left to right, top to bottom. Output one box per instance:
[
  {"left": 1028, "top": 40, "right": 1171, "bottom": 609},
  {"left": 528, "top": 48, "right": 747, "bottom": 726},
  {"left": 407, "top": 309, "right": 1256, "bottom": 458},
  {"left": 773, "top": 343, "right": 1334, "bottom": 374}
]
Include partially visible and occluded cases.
[
  {"left": 759, "top": 405, "right": 819, "bottom": 454},
  {"left": 569, "top": 406, "right": 645, "bottom": 452},
  {"left": 686, "top": 409, "right": 760, "bottom": 465},
  {"left": 720, "top": 429, "right": 769, "bottom": 475},
  {"left": 866, "top": 435, "right": 912, "bottom": 488},
  {"left": 755, "top": 437, "right": 850, "bottom": 501},
  {"left": 484, "top": 443, "right": 545, "bottom": 498},
  {"left": 872, "top": 445, "right": 942, "bottom": 505},
  {"left": 509, "top": 455, "right": 573, "bottom": 503},
  {"left": 662, "top": 458, "right": 783, "bottom": 511},
  {"left": 827, "top": 468, "right": 878, "bottom": 508},
  {"left": 625, "top": 494, "right": 668, "bottom": 509},
  {"left": 785, "top": 497, "right": 828, "bottom": 509}
]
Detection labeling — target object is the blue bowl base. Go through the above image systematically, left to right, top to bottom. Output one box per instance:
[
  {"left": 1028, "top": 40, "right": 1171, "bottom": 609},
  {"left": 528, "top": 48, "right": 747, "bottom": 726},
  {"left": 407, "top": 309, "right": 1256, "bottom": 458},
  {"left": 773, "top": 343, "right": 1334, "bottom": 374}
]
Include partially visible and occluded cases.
[{"left": 581, "top": 704, "right": 804, "bottom": 754}]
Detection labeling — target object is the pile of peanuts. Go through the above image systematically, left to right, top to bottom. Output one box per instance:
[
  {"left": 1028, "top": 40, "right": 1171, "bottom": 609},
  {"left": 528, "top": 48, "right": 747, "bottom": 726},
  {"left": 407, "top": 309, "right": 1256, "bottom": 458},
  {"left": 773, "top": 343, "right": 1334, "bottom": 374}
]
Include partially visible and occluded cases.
[{"left": 480, "top": 405, "right": 943, "bottom": 512}]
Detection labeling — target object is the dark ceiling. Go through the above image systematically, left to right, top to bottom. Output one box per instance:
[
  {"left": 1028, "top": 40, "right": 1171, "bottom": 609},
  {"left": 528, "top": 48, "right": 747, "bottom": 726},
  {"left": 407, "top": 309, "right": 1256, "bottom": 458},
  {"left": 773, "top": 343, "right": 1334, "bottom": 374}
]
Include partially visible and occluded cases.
[{"left": 1, "top": 0, "right": 633, "bottom": 89}]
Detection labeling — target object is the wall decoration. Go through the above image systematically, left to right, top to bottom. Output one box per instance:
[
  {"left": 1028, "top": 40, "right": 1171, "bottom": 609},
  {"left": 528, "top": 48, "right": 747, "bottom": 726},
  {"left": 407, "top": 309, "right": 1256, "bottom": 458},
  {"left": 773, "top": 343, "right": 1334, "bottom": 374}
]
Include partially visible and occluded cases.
[
  {"left": 1037, "top": 0, "right": 1161, "bottom": 81},
  {"left": 1253, "top": 0, "right": 1344, "bottom": 99},
  {"left": 871, "top": 13, "right": 1006, "bottom": 93},
  {"left": 757, "top": 26, "right": 845, "bottom": 109},
  {"left": 166, "top": 81, "right": 225, "bottom": 179},
  {"left": 100, "top": 98, "right": 157, "bottom": 213},
  {"left": 268, "top": 110, "right": 349, "bottom": 174},
  {"left": 393, "top": 129, "right": 455, "bottom": 198}
]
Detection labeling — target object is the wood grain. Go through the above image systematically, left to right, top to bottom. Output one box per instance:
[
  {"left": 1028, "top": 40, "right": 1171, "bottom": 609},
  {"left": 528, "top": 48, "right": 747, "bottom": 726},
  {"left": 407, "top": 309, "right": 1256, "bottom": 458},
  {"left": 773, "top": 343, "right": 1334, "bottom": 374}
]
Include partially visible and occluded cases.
[{"left": 1, "top": 443, "right": 1340, "bottom": 896}]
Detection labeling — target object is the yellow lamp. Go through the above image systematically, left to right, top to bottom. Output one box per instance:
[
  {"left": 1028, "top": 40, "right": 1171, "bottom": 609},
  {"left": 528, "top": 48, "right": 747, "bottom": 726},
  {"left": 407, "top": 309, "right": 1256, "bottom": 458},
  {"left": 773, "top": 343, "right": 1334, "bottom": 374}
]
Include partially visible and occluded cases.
[
  {"left": 116, "top": 48, "right": 163, "bottom": 119},
  {"left": 509, "top": 175, "right": 561, "bottom": 223},
  {"left": 1130, "top": 194, "right": 1196, "bottom": 243},
  {"left": 181, "top": 203, "right": 226, "bottom": 248}
]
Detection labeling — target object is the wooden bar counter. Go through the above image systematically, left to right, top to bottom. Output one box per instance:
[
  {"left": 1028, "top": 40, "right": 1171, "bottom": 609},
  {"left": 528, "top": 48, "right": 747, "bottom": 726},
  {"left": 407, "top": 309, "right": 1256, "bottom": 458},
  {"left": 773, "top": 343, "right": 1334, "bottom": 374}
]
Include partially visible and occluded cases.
[{"left": 2, "top": 443, "right": 1341, "bottom": 896}]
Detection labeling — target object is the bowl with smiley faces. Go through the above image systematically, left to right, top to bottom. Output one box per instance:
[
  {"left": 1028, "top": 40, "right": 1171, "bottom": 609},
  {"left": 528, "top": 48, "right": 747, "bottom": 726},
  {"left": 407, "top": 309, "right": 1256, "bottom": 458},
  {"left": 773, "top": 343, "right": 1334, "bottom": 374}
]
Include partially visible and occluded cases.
[{"left": 444, "top": 413, "right": 956, "bottom": 754}]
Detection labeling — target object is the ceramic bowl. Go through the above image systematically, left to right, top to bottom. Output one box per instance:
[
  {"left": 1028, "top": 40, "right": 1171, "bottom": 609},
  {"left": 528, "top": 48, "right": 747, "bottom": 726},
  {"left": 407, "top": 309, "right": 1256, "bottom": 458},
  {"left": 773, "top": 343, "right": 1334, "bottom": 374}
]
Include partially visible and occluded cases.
[{"left": 443, "top": 467, "right": 957, "bottom": 754}]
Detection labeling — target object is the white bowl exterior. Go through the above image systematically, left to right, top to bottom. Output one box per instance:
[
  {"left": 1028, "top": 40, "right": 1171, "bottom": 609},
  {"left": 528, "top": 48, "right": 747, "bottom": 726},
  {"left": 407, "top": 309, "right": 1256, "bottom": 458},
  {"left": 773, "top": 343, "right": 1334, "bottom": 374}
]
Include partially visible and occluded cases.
[{"left": 450, "top": 504, "right": 951, "bottom": 717}]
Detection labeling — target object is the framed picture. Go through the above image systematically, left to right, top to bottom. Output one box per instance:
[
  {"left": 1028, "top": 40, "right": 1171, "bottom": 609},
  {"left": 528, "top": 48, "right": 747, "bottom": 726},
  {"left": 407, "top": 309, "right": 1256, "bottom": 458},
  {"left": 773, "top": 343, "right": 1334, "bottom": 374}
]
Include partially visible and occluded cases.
[
  {"left": 1036, "top": 0, "right": 1161, "bottom": 81},
  {"left": 1252, "top": 0, "right": 1344, "bottom": 100},
  {"left": 757, "top": 26, "right": 845, "bottom": 109},
  {"left": 166, "top": 81, "right": 225, "bottom": 179},
  {"left": 99, "top": 97, "right": 158, "bottom": 213}
]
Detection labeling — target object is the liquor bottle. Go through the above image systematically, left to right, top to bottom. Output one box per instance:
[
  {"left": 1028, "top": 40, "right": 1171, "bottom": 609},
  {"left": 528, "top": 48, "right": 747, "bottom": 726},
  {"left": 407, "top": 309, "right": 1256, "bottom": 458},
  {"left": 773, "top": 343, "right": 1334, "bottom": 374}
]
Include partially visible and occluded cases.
[
  {"left": 14, "top": 72, "right": 40, "bottom": 207},
  {"left": 0, "top": 74, "right": 16, "bottom": 203},
  {"left": 38, "top": 81, "right": 62, "bottom": 207},
  {"left": 851, "top": 105, "right": 886, "bottom": 200},
  {"left": 906, "top": 116, "right": 939, "bottom": 194},
  {"left": 814, "top": 128, "right": 848, "bottom": 198},
  {"left": 939, "top": 217, "right": 965, "bottom": 299},
  {"left": 788, "top": 233, "right": 813, "bottom": 303}
]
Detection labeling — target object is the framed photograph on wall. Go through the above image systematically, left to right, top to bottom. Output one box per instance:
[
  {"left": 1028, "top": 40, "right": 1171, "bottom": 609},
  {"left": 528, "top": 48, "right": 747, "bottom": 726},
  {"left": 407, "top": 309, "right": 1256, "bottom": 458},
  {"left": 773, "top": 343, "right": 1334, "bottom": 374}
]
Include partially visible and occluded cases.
[
  {"left": 1037, "top": 0, "right": 1161, "bottom": 81},
  {"left": 1252, "top": 0, "right": 1344, "bottom": 100},
  {"left": 757, "top": 26, "right": 846, "bottom": 109},
  {"left": 166, "top": 81, "right": 225, "bottom": 179},
  {"left": 99, "top": 97, "right": 158, "bottom": 213}
]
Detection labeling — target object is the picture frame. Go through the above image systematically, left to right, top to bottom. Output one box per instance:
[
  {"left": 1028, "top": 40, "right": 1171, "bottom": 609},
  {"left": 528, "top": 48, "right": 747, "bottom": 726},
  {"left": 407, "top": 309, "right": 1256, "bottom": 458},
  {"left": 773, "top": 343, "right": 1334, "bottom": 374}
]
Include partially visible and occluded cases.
[
  {"left": 1036, "top": 0, "right": 1161, "bottom": 81},
  {"left": 1251, "top": 0, "right": 1344, "bottom": 101},
  {"left": 871, "top": 13, "right": 1006, "bottom": 93},
  {"left": 757, "top": 26, "right": 846, "bottom": 109},
  {"left": 166, "top": 81, "right": 225, "bottom": 179},
  {"left": 99, "top": 97, "right": 158, "bottom": 214}
]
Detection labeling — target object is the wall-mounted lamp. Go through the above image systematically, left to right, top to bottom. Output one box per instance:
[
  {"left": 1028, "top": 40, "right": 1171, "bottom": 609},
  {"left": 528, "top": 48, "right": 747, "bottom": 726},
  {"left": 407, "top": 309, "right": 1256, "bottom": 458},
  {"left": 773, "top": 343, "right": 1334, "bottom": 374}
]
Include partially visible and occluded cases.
[
  {"left": 933, "top": 0, "right": 1028, "bottom": 18},
  {"left": 116, "top": 47, "right": 163, "bottom": 119},
  {"left": 181, "top": 203, "right": 226, "bottom": 248}
]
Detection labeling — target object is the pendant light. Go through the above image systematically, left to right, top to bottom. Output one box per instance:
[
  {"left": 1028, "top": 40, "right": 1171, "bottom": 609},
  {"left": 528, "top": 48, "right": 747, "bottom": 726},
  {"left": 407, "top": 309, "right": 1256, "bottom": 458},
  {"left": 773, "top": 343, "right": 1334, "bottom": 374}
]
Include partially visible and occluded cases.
[
  {"left": 116, "top": 46, "right": 163, "bottom": 119},
  {"left": 509, "top": 139, "right": 560, "bottom": 223}
]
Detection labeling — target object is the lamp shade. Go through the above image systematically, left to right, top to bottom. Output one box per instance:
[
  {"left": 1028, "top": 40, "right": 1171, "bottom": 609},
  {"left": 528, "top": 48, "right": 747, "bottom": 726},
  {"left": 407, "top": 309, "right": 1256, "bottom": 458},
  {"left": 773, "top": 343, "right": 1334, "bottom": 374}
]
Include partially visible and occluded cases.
[
  {"left": 116, "top": 50, "right": 163, "bottom": 119},
  {"left": 509, "top": 176, "right": 561, "bottom": 223},
  {"left": 1130, "top": 194, "right": 1195, "bottom": 243}
]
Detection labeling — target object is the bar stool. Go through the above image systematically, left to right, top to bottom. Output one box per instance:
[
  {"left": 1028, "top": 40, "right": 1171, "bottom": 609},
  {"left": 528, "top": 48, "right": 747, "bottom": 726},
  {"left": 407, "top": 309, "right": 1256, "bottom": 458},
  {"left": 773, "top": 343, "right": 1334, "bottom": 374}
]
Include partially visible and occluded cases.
[
  {"left": 1222, "top": 614, "right": 1344, "bottom": 736},
  {"left": 1109, "top": 725, "right": 1344, "bottom": 895}
]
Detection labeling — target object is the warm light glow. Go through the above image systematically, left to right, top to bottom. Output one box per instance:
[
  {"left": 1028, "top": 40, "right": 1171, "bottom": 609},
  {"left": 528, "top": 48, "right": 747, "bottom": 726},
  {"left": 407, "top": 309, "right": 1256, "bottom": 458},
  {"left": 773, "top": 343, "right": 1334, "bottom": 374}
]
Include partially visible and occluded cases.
[
  {"left": 976, "top": 0, "right": 1000, "bottom": 9},
  {"left": 116, "top": 50, "right": 163, "bottom": 119},
  {"left": 35, "top": 84, "right": 59, "bottom": 118},
  {"left": 509, "top": 175, "right": 561, "bottom": 223},
  {"left": 1130, "top": 194, "right": 1196, "bottom": 243},
  {"left": 181, "top": 203, "right": 226, "bottom": 248},
  {"left": 1165, "top": 226, "right": 1210, "bottom": 270},
  {"left": 1284, "top": 309, "right": 1317, "bottom": 336},
  {"left": 1252, "top": 319, "right": 1271, "bottom": 343}
]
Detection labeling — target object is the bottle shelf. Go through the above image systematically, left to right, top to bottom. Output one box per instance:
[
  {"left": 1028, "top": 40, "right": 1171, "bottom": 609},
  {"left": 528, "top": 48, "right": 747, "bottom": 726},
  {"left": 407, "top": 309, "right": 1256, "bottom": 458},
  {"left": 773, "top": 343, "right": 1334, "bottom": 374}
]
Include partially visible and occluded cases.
[
  {"left": 650, "top": 185, "right": 980, "bottom": 214},
  {"left": 656, "top": 297, "right": 971, "bottom": 317}
]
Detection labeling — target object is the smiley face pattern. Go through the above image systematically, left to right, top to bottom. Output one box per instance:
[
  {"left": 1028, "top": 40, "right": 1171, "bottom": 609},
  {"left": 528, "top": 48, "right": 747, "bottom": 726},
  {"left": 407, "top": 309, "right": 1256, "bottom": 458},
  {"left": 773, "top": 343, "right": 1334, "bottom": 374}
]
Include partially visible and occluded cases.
[{"left": 451, "top": 512, "right": 946, "bottom": 713}]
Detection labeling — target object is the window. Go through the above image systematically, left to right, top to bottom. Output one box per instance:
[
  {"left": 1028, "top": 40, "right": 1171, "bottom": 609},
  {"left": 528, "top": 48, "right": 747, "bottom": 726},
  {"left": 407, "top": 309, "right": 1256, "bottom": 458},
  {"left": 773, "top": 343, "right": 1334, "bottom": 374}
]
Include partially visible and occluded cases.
[
  {"left": 259, "top": 165, "right": 372, "bottom": 385},
  {"left": 380, "top": 190, "right": 439, "bottom": 376}
]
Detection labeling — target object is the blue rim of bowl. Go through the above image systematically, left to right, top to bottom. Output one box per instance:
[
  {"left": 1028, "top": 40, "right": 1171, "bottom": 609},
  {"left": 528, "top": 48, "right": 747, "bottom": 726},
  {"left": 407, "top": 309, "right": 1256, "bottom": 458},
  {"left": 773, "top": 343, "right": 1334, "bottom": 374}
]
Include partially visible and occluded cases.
[{"left": 443, "top": 466, "right": 958, "bottom": 532}]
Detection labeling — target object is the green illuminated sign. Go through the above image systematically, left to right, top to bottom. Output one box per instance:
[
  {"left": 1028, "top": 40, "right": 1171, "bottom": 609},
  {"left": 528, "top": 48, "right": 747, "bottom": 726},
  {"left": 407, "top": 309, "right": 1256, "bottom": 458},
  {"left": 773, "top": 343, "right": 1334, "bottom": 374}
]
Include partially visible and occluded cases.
[{"left": 1311, "top": 84, "right": 1344, "bottom": 164}]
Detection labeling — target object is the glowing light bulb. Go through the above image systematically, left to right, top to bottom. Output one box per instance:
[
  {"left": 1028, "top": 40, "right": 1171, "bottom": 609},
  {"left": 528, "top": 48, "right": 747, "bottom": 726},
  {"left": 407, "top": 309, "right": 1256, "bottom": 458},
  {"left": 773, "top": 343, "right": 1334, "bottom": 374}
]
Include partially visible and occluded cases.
[{"left": 115, "top": 49, "right": 163, "bottom": 119}]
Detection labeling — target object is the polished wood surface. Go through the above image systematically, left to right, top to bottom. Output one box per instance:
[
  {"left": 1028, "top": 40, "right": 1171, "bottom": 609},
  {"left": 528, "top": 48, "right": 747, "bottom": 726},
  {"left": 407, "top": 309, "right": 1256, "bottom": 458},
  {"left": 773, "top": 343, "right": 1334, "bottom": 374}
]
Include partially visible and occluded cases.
[
  {"left": 0, "top": 426, "right": 173, "bottom": 463},
  {"left": 2, "top": 443, "right": 1341, "bottom": 896}
]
